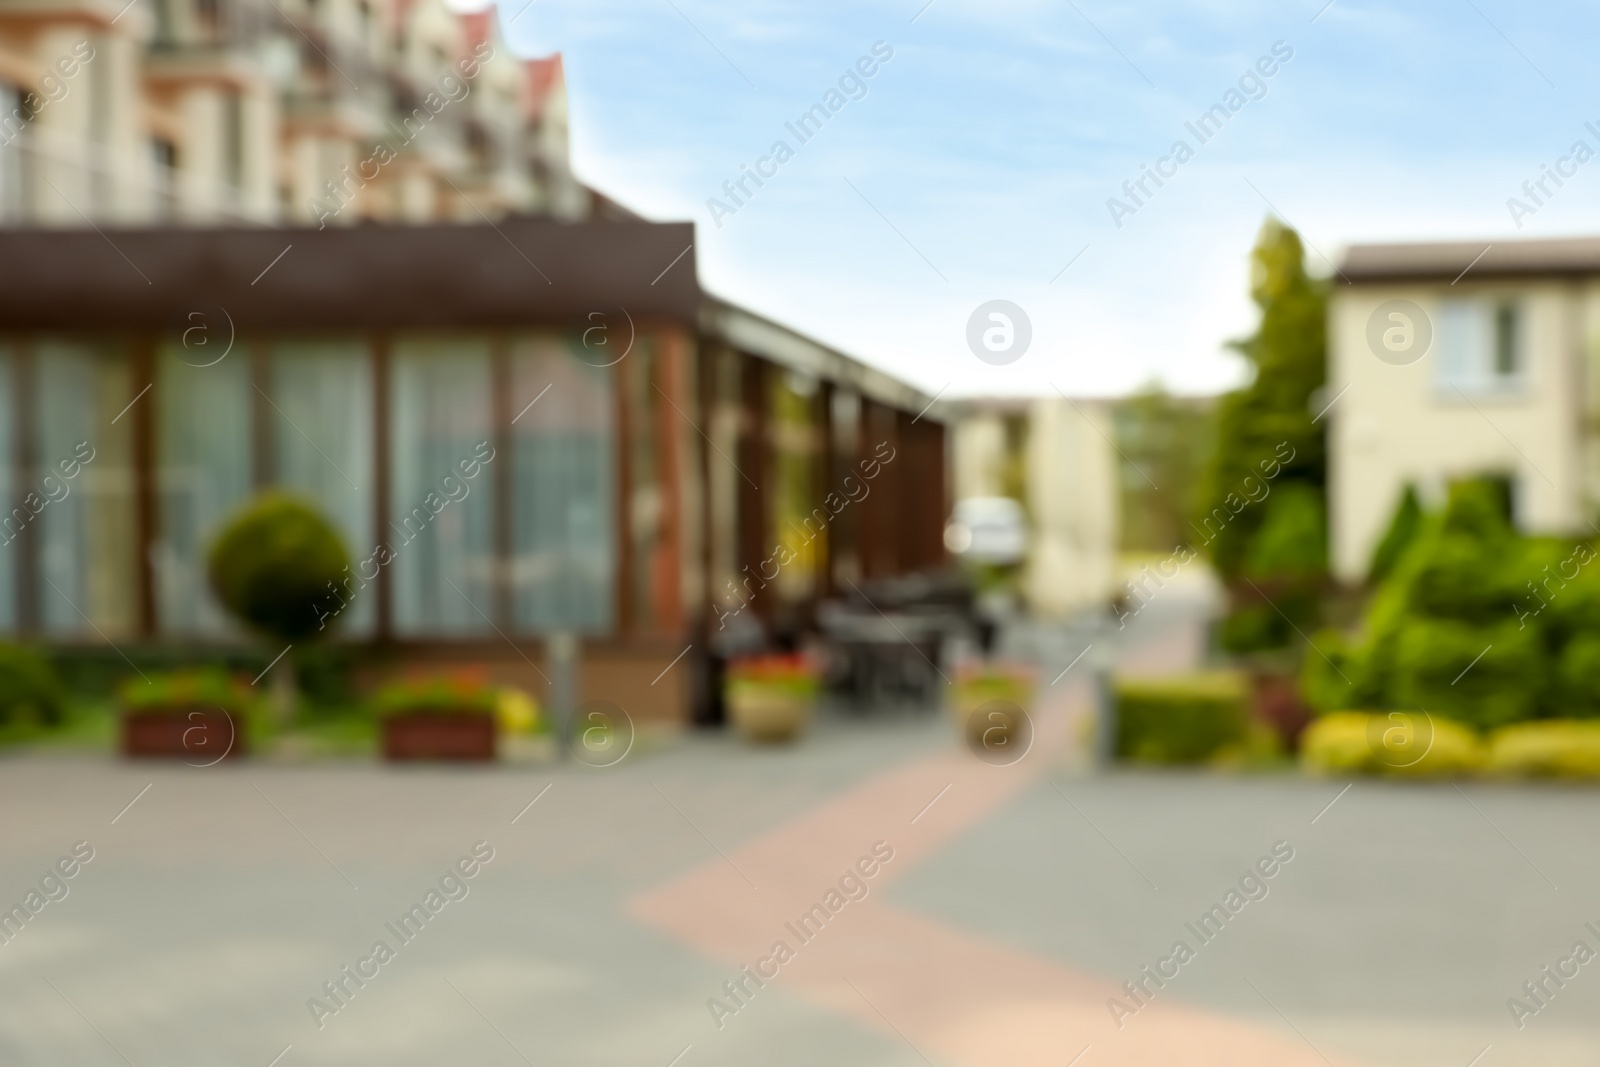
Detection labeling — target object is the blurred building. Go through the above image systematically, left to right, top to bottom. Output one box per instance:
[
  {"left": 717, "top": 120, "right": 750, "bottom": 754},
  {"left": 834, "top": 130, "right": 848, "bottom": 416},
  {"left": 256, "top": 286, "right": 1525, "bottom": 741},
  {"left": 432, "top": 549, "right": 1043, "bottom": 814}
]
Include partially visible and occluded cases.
[
  {"left": 0, "top": 0, "right": 586, "bottom": 225},
  {"left": 0, "top": 3, "right": 951, "bottom": 722},
  {"left": 1329, "top": 237, "right": 1600, "bottom": 581},
  {"left": 950, "top": 397, "right": 1116, "bottom": 618}
]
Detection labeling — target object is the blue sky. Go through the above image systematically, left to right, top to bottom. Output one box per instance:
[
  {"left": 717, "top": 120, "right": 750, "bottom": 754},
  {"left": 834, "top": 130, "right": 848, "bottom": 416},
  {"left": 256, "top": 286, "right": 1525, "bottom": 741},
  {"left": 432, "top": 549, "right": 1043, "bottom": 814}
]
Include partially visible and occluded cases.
[{"left": 476, "top": 0, "right": 1600, "bottom": 398}]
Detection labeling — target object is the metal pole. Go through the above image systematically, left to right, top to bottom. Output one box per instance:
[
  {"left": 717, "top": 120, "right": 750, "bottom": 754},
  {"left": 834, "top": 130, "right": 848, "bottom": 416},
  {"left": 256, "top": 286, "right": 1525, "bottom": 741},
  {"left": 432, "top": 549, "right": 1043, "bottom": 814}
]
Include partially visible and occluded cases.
[
  {"left": 1090, "top": 613, "right": 1117, "bottom": 769},
  {"left": 547, "top": 631, "right": 578, "bottom": 759}
]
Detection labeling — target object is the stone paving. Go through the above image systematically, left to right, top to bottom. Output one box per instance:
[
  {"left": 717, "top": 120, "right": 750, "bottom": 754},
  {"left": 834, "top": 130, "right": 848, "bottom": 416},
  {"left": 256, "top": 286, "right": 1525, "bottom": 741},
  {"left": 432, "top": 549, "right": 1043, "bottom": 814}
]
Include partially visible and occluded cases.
[{"left": 0, "top": 594, "right": 1596, "bottom": 1064}]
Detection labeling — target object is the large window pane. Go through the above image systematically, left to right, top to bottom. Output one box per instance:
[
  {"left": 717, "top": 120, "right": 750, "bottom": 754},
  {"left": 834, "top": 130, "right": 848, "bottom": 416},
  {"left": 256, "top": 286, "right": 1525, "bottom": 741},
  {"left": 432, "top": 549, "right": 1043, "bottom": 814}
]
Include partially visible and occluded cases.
[
  {"left": 510, "top": 333, "right": 614, "bottom": 634},
  {"left": 389, "top": 336, "right": 494, "bottom": 635},
  {"left": 271, "top": 338, "right": 375, "bottom": 635},
  {"left": 34, "top": 339, "right": 137, "bottom": 638},
  {"left": 154, "top": 343, "right": 252, "bottom": 635},
  {"left": 0, "top": 344, "right": 15, "bottom": 631}
]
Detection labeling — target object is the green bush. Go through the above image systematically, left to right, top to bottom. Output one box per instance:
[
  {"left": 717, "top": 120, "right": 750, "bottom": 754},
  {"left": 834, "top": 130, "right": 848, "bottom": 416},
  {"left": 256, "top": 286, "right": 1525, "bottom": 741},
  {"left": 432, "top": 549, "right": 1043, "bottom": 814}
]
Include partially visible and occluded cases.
[
  {"left": 1245, "top": 484, "right": 1326, "bottom": 581},
  {"left": 1368, "top": 484, "right": 1422, "bottom": 584},
  {"left": 208, "top": 492, "right": 350, "bottom": 644},
  {"left": 1390, "top": 618, "right": 1543, "bottom": 730},
  {"left": 1299, "top": 627, "right": 1372, "bottom": 712},
  {"left": 1557, "top": 632, "right": 1600, "bottom": 717},
  {"left": 0, "top": 645, "right": 66, "bottom": 731},
  {"left": 120, "top": 668, "right": 257, "bottom": 717},
  {"left": 372, "top": 672, "right": 498, "bottom": 717},
  {"left": 1115, "top": 673, "right": 1249, "bottom": 764},
  {"left": 1299, "top": 711, "right": 1484, "bottom": 778},
  {"left": 1486, "top": 721, "right": 1600, "bottom": 778}
]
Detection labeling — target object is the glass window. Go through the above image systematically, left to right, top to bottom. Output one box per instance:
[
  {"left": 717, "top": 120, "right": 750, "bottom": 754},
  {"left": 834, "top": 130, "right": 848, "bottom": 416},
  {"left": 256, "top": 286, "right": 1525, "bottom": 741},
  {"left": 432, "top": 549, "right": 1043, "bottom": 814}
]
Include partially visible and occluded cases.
[
  {"left": 0, "top": 83, "right": 25, "bottom": 222},
  {"left": 1438, "top": 298, "right": 1524, "bottom": 393},
  {"left": 510, "top": 333, "right": 614, "bottom": 634},
  {"left": 388, "top": 336, "right": 495, "bottom": 635},
  {"left": 270, "top": 338, "right": 375, "bottom": 635},
  {"left": 33, "top": 339, "right": 137, "bottom": 638},
  {"left": 154, "top": 342, "right": 252, "bottom": 635},
  {"left": 0, "top": 344, "right": 15, "bottom": 630},
  {"left": 770, "top": 370, "right": 822, "bottom": 601}
]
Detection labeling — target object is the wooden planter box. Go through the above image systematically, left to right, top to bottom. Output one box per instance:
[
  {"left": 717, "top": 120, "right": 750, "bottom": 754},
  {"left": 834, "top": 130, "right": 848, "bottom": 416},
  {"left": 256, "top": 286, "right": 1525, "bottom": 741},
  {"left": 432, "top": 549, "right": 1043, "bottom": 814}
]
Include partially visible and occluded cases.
[
  {"left": 122, "top": 709, "right": 245, "bottom": 761},
  {"left": 381, "top": 711, "right": 497, "bottom": 762}
]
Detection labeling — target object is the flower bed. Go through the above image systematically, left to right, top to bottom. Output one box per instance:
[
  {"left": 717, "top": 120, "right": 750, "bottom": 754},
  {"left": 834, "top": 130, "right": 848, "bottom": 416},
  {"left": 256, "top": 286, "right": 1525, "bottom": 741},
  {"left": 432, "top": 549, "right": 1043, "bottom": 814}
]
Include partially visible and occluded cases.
[
  {"left": 120, "top": 669, "right": 252, "bottom": 761},
  {"left": 373, "top": 672, "right": 498, "bottom": 762}
]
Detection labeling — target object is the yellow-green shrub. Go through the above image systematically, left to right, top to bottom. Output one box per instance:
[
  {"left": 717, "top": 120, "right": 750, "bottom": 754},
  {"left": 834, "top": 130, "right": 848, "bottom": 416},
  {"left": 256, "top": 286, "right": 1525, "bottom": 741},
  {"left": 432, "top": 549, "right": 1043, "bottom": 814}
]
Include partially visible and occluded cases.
[
  {"left": 1300, "top": 711, "right": 1484, "bottom": 778},
  {"left": 1485, "top": 721, "right": 1600, "bottom": 778}
]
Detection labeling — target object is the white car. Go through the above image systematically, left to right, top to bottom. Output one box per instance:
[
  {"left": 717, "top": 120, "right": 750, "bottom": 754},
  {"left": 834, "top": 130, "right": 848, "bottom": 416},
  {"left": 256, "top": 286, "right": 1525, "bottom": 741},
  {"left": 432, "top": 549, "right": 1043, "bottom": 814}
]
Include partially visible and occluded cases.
[{"left": 944, "top": 496, "right": 1027, "bottom": 565}]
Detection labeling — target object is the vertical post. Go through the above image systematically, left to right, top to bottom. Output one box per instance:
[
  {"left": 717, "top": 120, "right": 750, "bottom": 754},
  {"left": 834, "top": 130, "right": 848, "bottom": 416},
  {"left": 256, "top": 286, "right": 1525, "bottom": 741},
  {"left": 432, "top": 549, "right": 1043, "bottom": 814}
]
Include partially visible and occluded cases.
[
  {"left": 372, "top": 332, "right": 392, "bottom": 641},
  {"left": 492, "top": 332, "right": 513, "bottom": 628},
  {"left": 14, "top": 336, "right": 35, "bottom": 636},
  {"left": 131, "top": 336, "right": 157, "bottom": 638},
  {"left": 614, "top": 354, "right": 633, "bottom": 636},
  {"left": 1090, "top": 628, "right": 1116, "bottom": 769},
  {"left": 547, "top": 630, "right": 577, "bottom": 758}
]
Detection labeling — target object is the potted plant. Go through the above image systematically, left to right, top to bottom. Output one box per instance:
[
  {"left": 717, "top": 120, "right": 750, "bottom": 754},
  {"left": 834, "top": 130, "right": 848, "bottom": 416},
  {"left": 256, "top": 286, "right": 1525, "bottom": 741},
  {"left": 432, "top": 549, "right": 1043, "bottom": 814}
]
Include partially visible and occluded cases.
[
  {"left": 726, "top": 654, "right": 818, "bottom": 743},
  {"left": 948, "top": 661, "right": 1034, "bottom": 750},
  {"left": 121, "top": 668, "right": 252, "bottom": 762},
  {"left": 374, "top": 670, "right": 498, "bottom": 762}
]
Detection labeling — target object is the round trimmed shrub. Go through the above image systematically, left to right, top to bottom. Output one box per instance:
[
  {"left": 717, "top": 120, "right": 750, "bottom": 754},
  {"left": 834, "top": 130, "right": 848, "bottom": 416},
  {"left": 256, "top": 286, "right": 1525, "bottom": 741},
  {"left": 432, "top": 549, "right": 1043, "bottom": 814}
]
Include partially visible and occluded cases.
[{"left": 208, "top": 493, "right": 350, "bottom": 644}]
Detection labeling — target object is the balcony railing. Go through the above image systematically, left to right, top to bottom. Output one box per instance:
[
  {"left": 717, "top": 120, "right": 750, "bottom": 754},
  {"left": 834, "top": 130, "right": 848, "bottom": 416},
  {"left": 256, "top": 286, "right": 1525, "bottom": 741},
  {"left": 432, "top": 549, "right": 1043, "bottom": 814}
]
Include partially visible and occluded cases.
[{"left": 0, "top": 127, "right": 258, "bottom": 226}]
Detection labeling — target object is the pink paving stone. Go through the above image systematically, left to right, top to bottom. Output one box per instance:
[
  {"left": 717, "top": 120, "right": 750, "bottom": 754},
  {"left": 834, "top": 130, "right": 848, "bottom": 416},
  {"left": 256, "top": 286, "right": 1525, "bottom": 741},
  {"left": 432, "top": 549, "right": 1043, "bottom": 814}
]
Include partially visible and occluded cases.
[{"left": 630, "top": 680, "right": 1369, "bottom": 1067}]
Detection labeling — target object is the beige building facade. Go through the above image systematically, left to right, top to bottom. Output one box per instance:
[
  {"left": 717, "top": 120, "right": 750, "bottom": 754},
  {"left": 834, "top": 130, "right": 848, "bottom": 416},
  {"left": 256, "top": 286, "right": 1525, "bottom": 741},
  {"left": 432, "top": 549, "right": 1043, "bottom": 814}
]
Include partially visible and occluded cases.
[
  {"left": 0, "top": 0, "right": 583, "bottom": 226},
  {"left": 1329, "top": 237, "right": 1600, "bottom": 581},
  {"left": 952, "top": 397, "right": 1117, "bottom": 617}
]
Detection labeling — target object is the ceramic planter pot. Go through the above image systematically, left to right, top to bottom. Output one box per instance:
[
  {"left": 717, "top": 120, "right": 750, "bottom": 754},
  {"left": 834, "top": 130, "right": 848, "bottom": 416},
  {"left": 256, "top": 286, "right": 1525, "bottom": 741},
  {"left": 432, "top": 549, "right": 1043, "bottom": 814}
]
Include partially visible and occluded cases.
[
  {"left": 948, "top": 669, "right": 1034, "bottom": 749},
  {"left": 728, "top": 686, "right": 812, "bottom": 744},
  {"left": 381, "top": 711, "right": 497, "bottom": 762}
]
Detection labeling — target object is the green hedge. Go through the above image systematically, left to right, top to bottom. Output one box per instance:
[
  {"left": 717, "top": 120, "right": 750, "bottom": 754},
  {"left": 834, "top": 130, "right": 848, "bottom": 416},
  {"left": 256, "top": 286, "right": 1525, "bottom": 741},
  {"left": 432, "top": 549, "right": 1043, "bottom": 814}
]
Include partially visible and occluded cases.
[{"left": 1115, "top": 673, "right": 1249, "bottom": 764}]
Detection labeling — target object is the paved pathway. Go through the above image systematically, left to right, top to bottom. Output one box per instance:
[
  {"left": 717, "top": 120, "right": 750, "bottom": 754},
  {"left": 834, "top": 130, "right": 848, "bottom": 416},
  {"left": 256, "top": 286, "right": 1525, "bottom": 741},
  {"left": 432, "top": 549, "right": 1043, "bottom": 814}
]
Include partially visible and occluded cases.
[{"left": 0, "top": 605, "right": 1596, "bottom": 1065}]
